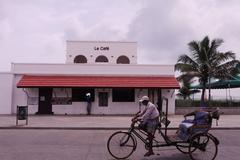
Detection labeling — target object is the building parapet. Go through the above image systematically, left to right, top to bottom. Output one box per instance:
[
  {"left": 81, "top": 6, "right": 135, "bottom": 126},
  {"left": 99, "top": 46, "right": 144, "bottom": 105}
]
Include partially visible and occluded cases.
[{"left": 11, "top": 63, "right": 175, "bottom": 76}]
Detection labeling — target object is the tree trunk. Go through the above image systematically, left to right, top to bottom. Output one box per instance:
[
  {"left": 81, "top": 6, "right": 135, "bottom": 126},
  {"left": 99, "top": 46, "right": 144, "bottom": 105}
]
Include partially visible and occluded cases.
[
  {"left": 208, "top": 76, "right": 211, "bottom": 102},
  {"left": 201, "top": 82, "right": 206, "bottom": 107},
  {"left": 201, "top": 88, "right": 205, "bottom": 103},
  {"left": 208, "top": 88, "right": 211, "bottom": 102}
]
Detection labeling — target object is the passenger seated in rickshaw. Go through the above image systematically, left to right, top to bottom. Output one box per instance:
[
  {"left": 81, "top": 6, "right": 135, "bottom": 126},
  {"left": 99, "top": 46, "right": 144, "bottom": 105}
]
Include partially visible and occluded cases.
[{"left": 177, "top": 109, "right": 210, "bottom": 141}]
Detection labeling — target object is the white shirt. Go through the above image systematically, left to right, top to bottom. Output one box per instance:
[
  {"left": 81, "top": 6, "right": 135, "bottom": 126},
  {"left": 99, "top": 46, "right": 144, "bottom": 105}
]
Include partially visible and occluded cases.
[{"left": 139, "top": 102, "right": 159, "bottom": 122}]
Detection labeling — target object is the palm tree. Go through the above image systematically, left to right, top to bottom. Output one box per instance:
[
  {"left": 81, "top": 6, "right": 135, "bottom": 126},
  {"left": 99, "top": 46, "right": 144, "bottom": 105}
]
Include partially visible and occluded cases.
[
  {"left": 175, "top": 36, "right": 239, "bottom": 105},
  {"left": 177, "top": 76, "right": 200, "bottom": 100}
]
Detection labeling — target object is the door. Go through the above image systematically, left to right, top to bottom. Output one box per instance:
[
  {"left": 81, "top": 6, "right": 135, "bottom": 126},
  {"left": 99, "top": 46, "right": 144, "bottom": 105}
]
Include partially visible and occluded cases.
[
  {"left": 37, "top": 88, "right": 53, "bottom": 114},
  {"left": 148, "top": 89, "right": 155, "bottom": 104},
  {"left": 98, "top": 92, "right": 108, "bottom": 107}
]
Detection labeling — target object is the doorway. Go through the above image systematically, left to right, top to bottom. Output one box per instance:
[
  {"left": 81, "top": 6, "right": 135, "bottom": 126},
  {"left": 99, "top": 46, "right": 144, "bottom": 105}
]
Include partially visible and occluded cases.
[
  {"left": 37, "top": 88, "right": 53, "bottom": 114},
  {"left": 99, "top": 92, "right": 108, "bottom": 107}
]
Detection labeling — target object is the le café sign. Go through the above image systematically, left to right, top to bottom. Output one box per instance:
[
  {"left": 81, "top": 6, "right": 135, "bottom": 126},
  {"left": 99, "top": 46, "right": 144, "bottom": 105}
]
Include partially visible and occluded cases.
[{"left": 94, "top": 46, "right": 109, "bottom": 51}]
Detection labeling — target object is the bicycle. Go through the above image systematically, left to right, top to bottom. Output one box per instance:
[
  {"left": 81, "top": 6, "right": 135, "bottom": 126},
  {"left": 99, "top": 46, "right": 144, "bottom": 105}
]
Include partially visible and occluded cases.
[{"left": 107, "top": 108, "right": 220, "bottom": 160}]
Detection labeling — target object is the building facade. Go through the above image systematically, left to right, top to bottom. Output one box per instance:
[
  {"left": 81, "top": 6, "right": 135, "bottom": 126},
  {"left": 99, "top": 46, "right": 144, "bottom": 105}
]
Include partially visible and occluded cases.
[{"left": 0, "top": 41, "right": 179, "bottom": 115}]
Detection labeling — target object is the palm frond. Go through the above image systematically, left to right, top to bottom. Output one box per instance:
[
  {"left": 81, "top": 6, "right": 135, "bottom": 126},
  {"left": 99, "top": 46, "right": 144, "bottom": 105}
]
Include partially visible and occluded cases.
[
  {"left": 201, "top": 36, "right": 210, "bottom": 49},
  {"left": 197, "top": 37, "right": 210, "bottom": 64},
  {"left": 208, "top": 39, "right": 223, "bottom": 63},
  {"left": 209, "top": 39, "right": 223, "bottom": 53},
  {"left": 188, "top": 41, "right": 200, "bottom": 56},
  {"left": 212, "top": 51, "right": 236, "bottom": 66},
  {"left": 176, "top": 55, "right": 198, "bottom": 70},
  {"left": 212, "top": 60, "right": 240, "bottom": 79},
  {"left": 217, "top": 60, "right": 239, "bottom": 69},
  {"left": 175, "top": 63, "right": 198, "bottom": 73},
  {"left": 176, "top": 72, "right": 200, "bottom": 82},
  {"left": 176, "top": 75, "right": 192, "bottom": 82}
]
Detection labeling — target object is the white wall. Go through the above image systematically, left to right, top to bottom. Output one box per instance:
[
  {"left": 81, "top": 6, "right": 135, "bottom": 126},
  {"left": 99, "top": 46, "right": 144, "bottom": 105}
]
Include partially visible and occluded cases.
[
  {"left": 66, "top": 41, "right": 137, "bottom": 64},
  {"left": 11, "top": 63, "right": 175, "bottom": 77},
  {"left": 0, "top": 73, "right": 13, "bottom": 114},
  {"left": 12, "top": 75, "right": 28, "bottom": 114},
  {"left": 11, "top": 82, "right": 176, "bottom": 115},
  {"left": 25, "top": 88, "right": 39, "bottom": 114},
  {"left": 50, "top": 88, "right": 176, "bottom": 115},
  {"left": 52, "top": 88, "right": 148, "bottom": 115},
  {"left": 162, "top": 89, "right": 176, "bottom": 114}
]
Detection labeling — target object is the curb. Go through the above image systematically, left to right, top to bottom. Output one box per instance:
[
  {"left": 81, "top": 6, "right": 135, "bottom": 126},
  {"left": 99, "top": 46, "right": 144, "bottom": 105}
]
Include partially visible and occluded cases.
[{"left": 0, "top": 127, "right": 240, "bottom": 130}]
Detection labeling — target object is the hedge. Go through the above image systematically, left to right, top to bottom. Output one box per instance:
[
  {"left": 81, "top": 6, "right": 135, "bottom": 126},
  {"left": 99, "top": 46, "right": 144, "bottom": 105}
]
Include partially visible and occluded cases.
[{"left": 176, "top": 99, "right": 240, "bottom": 107}]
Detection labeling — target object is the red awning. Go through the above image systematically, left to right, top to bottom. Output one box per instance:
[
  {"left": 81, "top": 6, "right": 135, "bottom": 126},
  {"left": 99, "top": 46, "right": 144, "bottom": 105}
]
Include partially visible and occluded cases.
[{"left": 17, "top": 75, "right": 179, "bottom": 88}]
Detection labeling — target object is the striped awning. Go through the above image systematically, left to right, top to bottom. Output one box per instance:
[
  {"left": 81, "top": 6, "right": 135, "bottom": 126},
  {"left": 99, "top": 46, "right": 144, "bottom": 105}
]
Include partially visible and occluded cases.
[{"left": 17, "top": 75, "right": 180, "bottom": 88}]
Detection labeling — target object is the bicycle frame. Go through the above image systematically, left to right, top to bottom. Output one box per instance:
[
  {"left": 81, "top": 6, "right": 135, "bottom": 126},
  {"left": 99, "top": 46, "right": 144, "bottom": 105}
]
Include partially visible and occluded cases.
[{"left": 127, "top": 122, "right": 189, "bottom": 149}]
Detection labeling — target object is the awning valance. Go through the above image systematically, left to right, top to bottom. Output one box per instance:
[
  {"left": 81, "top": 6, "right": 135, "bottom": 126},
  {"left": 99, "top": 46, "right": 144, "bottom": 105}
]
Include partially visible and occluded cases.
[{"left": 17, "top": 75, "right": 180, "bottom": 88}]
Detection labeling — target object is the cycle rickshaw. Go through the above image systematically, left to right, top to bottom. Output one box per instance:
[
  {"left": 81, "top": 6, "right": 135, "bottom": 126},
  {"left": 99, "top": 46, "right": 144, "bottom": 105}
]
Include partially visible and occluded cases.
[{"left": 107, "top": 98, "right": 220, "bottom": 160}]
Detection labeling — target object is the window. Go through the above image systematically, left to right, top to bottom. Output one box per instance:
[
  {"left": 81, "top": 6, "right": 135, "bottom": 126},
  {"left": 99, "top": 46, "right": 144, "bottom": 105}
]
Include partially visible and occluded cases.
[
  {"left": 74, "top": 55, "right": 87, "bottom": 63},
  {"left": 95, "top": 55, "right": 108, "bottom": 62},
  {"left": 116, "top": 55, "right": 130, "bottom": 64},
  {"left": 72, "top": 88, "right": 94, "bottom": 102},
  {"left": 112, "top": 88, "right": 135, "bottom": 102},
  {"left": 99, "top": 92, "right": 108, "bottom": 107}
]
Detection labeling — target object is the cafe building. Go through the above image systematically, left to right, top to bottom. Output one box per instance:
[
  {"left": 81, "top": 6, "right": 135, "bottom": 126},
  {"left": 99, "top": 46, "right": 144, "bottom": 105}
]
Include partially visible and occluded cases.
[{"left": 0, "top": 41, "right": 179, "bottom": 115}]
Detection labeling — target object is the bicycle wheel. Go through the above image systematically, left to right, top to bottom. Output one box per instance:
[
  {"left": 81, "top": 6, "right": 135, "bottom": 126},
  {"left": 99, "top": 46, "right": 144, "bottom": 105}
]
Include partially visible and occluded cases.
[
  {"left": 107, "top": 131, "right": 136, "bottom": 159},
  {"left": 189, "top": 134, "right": 218, "bottom": 160},
  {"left": 177, "top": 142, "right": 198, "bottom": 154},
  {"left": 176, "top": 143, "right": 190, "bottom": 154}
]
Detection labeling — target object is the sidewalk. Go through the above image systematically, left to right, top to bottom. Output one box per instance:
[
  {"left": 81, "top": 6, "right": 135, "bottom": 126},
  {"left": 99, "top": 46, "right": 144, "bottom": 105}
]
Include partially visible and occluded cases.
[{"left": 0, "top": 114, "right": 239, "bottom": 130}]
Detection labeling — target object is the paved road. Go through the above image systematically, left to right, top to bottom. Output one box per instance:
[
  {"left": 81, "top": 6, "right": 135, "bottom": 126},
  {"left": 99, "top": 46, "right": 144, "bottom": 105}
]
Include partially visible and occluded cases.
[{"left": 0, "top": 129, "right": 239, "bottom": 160}]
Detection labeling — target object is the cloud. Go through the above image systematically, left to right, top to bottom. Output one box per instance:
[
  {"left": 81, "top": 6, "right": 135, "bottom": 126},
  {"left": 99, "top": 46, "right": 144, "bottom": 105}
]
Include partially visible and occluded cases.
[
  {"left": 0, "top": 0, "right": 140, "bottom": 71},
  {"left": 1, "top": 0, "right": 240, "bottom": 71},
  {"left": 127, "top": 0, "right": 240, "bottom": 64},
  {"left": 127, "top": 1, "right": 195, "bottom": 64}
]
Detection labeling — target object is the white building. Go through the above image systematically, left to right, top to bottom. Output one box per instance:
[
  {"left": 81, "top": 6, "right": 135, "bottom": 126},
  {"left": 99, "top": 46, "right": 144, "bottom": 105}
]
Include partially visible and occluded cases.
[{"left": 0, "top": 41, "right": 179, "bottom": 115}]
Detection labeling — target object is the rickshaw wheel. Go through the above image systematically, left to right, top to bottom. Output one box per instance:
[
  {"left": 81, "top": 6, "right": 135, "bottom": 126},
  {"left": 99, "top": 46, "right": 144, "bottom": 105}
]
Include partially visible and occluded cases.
[
  {"left": 107, "top": 131, "right": 136, "bottom": 159},
  {"left": 189, "top": 133, "right": 218, "bottom": 160},
  {"left": 176, "top": 143, "right": 190, "bottom": 154}
]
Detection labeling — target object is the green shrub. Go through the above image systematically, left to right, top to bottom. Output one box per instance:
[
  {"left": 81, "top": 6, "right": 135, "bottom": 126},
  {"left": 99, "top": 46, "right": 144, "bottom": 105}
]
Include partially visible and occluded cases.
[{"left": 176, "top": 99, "right": 240, "bottom": 107}]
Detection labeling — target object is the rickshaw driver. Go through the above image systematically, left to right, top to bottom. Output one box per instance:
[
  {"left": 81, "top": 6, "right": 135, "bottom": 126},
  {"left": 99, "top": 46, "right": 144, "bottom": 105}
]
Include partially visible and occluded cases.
[{"left": 131, "top": 96, "right": 160, "bottom": 157}]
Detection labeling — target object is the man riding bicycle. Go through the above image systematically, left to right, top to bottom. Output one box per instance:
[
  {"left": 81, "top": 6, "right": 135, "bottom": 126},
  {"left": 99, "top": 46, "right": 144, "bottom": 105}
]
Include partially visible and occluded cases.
[{"left": 131, "top": 96, "right": 159, "bottom": 157}]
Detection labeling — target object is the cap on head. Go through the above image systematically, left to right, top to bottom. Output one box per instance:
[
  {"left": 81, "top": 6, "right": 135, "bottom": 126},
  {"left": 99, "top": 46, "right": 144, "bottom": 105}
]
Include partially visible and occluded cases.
[
  {"left": 86, "top": 93, "right": 91, "bottom": 96},
  {"left": 139, "top": 96, "right": 149, "bottom": 102}
]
